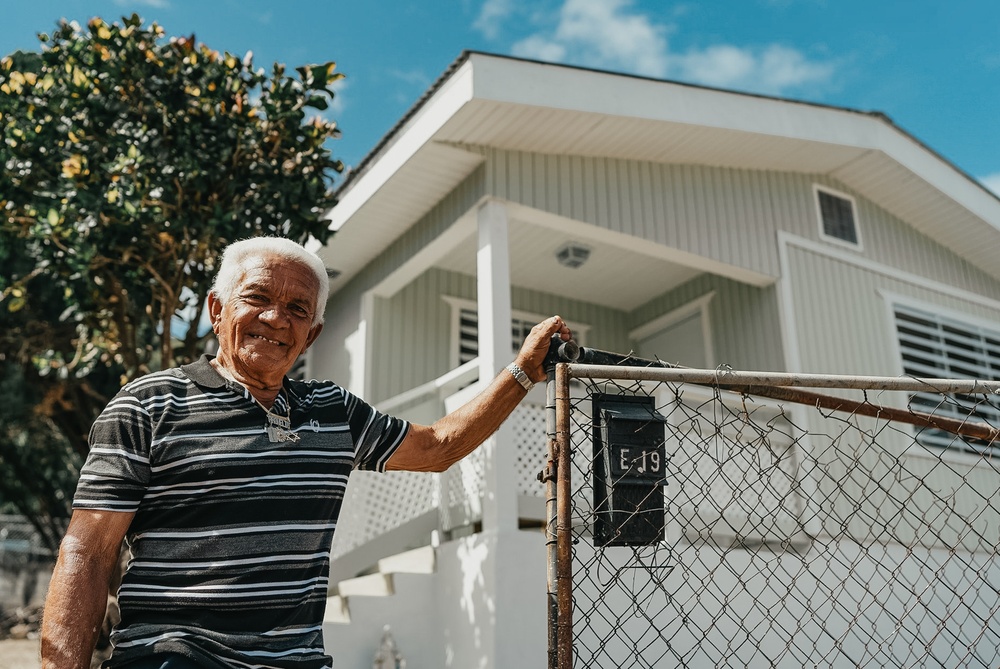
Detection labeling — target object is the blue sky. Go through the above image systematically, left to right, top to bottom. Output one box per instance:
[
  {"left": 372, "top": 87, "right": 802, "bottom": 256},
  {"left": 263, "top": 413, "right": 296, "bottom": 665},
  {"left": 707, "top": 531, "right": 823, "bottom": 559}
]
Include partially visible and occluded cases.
[{"left": 4, "top": 1, "right": 1000, "bottom": 195}]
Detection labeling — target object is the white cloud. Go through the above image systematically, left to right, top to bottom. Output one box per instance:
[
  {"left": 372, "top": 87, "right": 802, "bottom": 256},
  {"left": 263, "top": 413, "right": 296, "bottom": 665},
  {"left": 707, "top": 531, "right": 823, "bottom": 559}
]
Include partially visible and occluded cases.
[
  {"left": 474, "top": 0, "right": 515, "bottom": 40},
  {"left": 506, "top": 0, "right": 835, "bottom": 95},
  {"left": 514, "top": 0, "right": 668, "bottom": 78},
  {"left": 512, "top": 35, "right": 567, "bottom": 63},
  {"left": 677, "top": 44, "right": 835, "bottom": 94},
  {"left": 981, "top": 173, "right": 1000, "bottom": 197}
]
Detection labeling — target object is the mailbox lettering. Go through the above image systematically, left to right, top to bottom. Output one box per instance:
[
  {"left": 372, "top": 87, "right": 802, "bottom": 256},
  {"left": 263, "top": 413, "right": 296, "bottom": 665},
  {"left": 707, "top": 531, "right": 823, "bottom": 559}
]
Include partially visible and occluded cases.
[{"left": 613, "top": 445, "right": 663, "bottom": 477}]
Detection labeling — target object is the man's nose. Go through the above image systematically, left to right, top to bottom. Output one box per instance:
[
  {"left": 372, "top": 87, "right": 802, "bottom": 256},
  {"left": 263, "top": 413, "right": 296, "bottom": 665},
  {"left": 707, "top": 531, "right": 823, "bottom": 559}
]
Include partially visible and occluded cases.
[{"left": 258, "top": 305, "right": 291, "bottom": 327}]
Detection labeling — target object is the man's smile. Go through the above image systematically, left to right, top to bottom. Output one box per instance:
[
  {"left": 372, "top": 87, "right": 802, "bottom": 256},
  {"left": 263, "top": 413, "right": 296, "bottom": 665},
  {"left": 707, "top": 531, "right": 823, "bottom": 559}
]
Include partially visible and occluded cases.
[{"left": 249, "top": 333, "right": 286, "bottom": 346}]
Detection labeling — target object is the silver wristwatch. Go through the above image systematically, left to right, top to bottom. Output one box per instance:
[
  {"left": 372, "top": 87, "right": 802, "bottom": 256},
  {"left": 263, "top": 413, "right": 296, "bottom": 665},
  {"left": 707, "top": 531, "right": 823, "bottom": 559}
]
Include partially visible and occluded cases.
[{"left": 506, "top": 362, "right": 534, "bottom": 391}]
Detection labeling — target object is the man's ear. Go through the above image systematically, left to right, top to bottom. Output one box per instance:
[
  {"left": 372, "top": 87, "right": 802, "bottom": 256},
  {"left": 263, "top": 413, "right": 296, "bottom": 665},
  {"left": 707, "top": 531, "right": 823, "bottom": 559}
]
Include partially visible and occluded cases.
[
  {"left": 207, "top": 292, "right": 223, "bottom": 334},
  {"left": 304, "top": 322, "right": 324, "bottom": 351}
]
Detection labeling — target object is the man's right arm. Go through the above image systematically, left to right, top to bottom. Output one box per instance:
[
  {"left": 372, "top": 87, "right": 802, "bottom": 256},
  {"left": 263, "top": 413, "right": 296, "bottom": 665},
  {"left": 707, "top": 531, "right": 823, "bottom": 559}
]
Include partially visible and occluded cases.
[{"left": 41, "top": 509, "right": 134, "bottom": 669}]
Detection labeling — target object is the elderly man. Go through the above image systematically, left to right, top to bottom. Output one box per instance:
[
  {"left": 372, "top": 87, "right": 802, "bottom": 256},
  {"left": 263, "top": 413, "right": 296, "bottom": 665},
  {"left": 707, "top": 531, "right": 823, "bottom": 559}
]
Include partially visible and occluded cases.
[{"left": 41, "top": 237, "right": 572, "bottom": 669}]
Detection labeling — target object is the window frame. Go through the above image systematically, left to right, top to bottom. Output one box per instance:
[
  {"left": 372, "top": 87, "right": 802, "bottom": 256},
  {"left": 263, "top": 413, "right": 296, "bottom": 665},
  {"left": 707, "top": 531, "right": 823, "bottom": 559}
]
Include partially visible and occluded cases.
[
  {"left": 814, "top": 184, "right": 863, "bottom": 251},
  {"left": 443, "top": 296, "right": 589, "bottom": 368},
  {"left": 891, "top": 299, "right": 1000, "bottom": 458}
]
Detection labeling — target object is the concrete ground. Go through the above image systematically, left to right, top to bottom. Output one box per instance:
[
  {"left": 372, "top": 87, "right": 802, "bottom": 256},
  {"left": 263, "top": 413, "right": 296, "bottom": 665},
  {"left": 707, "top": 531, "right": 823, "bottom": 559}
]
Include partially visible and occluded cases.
[{"left": 0, "top": 639, "right": 41, "bottom": 669}]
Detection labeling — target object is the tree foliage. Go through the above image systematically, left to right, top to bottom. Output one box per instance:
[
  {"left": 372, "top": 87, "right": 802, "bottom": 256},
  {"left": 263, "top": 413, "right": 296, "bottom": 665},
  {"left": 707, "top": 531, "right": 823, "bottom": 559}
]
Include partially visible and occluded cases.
[{"left": 0, "top": 14, "right": 345, "bottom": 543}]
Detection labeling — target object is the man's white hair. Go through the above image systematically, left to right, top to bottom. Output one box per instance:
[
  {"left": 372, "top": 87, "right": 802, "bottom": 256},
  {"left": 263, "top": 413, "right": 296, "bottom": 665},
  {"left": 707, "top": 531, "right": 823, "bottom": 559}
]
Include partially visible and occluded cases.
[{"left": 212, "top": 237, "right": 330, "bottom": 325}]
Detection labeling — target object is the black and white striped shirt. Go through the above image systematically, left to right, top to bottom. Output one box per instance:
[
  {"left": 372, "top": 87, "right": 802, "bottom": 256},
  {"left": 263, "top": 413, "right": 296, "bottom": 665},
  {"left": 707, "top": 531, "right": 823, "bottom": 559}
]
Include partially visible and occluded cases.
[{"left": 73, "top": 356, "right": 409, "bottom": 669}]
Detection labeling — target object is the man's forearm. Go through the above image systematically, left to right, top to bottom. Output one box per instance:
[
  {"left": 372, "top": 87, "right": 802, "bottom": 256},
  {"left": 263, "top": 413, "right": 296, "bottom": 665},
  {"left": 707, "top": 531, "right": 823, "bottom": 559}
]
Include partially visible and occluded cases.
[
  {"left": 386, "top": 316, "right": 572, "bottom": 473},
  {"left": 387, "top": 362, "right": 530, "bottom": 472},
  {"left": 41, "top": 510, "right": 132, "bottom": 669},
  {"left": 41, "top": 548, "right": 115, "bottom": 669}
]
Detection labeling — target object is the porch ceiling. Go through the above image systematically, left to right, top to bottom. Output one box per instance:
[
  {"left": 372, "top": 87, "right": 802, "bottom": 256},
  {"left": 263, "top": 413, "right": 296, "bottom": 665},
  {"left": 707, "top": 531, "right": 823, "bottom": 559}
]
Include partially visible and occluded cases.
[
  {"left": 320, "top": 53, "right": 1000, "bottom": 297},
  {"left": 434, "top": 216, "right": 703, "bottom": 312}
]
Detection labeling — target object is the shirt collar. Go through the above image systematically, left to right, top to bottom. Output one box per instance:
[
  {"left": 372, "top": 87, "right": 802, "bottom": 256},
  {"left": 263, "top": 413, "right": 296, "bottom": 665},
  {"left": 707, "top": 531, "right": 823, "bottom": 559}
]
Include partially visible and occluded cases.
[
  {"left": 181, "top": 355, "right": 300, "bottom": 399},
  {"left": 181, "top": 355, "right": 226, "bottom": 389}
]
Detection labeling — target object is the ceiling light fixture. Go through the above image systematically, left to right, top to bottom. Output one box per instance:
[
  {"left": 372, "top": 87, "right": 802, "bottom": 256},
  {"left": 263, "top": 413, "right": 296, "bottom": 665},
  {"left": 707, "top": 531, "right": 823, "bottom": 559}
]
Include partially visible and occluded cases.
[{"left": 555, "top": 242, "right": 591, "bottom": 269}]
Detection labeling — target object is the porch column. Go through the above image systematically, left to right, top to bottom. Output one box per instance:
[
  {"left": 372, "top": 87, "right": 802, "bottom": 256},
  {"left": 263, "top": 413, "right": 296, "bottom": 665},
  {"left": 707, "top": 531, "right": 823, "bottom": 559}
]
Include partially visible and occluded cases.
[{"left": 476, "top": 199, "right": 518, "bottom": 533}]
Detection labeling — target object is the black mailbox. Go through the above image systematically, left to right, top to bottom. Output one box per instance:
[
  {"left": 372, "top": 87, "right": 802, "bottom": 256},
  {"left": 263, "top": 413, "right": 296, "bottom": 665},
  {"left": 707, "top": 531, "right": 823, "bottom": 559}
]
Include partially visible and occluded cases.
[{"left": 592, "top": 394, "right": 667, "bottom": 547}]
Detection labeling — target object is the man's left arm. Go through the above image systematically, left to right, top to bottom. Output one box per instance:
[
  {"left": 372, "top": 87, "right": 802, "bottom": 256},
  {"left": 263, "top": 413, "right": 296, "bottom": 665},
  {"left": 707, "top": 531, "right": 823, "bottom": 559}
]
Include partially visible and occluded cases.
[{"left": 386, "top": 315, "right": 572, "bottom": 473}]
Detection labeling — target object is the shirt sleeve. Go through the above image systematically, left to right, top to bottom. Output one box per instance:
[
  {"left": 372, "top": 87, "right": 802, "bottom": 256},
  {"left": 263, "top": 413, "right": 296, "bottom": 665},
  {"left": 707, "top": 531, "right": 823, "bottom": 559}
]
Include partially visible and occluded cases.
[
  {"left": 340, "top": 387, "right": 410, "bottom": 472},
  {"left": 72, "top": 388, "right": 152, "bottom": 513}
]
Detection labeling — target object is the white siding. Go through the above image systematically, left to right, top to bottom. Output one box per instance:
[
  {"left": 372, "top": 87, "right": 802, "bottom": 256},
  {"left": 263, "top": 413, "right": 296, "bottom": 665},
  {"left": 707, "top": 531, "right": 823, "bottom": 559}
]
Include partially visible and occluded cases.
[
  {"left": 476, "top": 147, "right": 1000, "bottom": 300},
  {"left": 785, "top": 243, "right": 1000, "bottom": 549},
  {"left": 786, "top": 243, "right": 1000, "bottom": 377},
  {"left": 368, "top": 268, "right": 633, "bottom": 403},
  {"left": 630, "top": 274, "right": 786, "bottom": 372}
]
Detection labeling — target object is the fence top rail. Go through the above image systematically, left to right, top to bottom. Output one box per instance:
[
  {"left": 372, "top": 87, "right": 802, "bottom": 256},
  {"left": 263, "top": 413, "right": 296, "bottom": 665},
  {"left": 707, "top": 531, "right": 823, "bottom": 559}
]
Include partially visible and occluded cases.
[{"left": 566, "top": 364, "right": 1000, "bottom": 394}]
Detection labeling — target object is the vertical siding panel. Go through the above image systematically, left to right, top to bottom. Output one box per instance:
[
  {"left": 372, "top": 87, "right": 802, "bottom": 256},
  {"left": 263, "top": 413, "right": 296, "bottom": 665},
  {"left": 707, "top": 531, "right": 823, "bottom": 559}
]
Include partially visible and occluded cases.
[
  {"left": 478, "top": 147, "right": 1000, "bottom": 299},
  {"left": 523, "top": 150, "right": 536, "bottom": 208},
  {"left": 546, "top": 153, "right": 560, "bottom": 215},
  {"left": 592, "top": 157, "right": 608, "bottom": 231},
  {"left": 618, "top": 159, "right": 635, "bottom": 237},
  {"left": 637, "top": 161, "right": 655, "bottom": 245},
  {"left": 651, "top": 163, "right": 668, "bottom": 246},
  {"left": 663, "top": 164, "right": 681, "bottom": 248},
  {"left": 676, "top": 165, "right": 694, "bottom": 255},
  {"left": 696, "top": 165, "right": 715, "bottom": 259},
  {"left": 733, "top": 170, "right": 752, "bottom": 271},
  {"left": 786, "top": 244, "right": 1000, "bottom": 378},
  {"left": 629, "top": 274, "right": 784, "bottom": 373}
]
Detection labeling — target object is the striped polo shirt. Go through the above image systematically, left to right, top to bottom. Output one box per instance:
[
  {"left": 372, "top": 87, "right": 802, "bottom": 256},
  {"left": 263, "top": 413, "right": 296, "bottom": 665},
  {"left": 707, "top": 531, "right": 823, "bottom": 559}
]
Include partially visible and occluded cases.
[{"left": 73, "top": 356, "right": 409, "bottom": 669}]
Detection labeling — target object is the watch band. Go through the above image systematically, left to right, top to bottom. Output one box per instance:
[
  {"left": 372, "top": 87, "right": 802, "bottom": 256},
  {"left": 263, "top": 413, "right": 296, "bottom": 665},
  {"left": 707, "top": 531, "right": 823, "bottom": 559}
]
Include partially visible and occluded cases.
[{"left": 506, "top": 362, "right": 534, "bottom": 391}]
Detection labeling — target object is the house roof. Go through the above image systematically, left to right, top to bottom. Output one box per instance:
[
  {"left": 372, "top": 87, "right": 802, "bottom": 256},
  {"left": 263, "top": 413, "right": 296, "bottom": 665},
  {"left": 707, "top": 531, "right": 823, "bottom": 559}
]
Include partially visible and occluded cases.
[{"left": 318, "top": 51, "right": 1000, "bottom": 302}]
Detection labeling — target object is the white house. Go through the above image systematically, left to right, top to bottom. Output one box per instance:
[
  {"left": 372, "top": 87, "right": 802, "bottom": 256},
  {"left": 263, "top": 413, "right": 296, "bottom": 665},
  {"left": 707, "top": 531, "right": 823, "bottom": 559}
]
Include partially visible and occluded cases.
[{"left": 306, "top": 51, "right": 1000, "bottom": 667}]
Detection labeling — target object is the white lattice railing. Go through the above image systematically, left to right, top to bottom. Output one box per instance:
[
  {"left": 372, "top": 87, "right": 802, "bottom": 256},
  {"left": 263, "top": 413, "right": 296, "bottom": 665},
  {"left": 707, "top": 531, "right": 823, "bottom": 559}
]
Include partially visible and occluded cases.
[{"left": 330, "top": 365, "right": 549, "bottom": 565}]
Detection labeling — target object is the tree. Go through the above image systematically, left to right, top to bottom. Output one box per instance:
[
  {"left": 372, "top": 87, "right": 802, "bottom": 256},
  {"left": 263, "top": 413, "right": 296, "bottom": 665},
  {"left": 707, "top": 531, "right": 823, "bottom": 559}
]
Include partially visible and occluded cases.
[{"left": 0, "top": 14, "right": 345, "bottom": 543}]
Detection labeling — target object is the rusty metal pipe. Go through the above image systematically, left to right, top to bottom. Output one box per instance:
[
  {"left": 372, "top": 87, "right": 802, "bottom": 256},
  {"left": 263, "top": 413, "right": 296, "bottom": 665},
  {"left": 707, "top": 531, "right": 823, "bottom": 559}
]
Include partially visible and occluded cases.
[{"left": 555, "top": 363, "right": 574, "bottom": 669}]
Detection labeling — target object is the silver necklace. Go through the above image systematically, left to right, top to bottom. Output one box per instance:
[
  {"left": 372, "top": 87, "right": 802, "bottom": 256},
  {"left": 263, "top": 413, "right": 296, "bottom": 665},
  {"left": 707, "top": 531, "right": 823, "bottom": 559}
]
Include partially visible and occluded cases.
[{"left": 214, "top": 363, "right": 300, "bottom": 443}]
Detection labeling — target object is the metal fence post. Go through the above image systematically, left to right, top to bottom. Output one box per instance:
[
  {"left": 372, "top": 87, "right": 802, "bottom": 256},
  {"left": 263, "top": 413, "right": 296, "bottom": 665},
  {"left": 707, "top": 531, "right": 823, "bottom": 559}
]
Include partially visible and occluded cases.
[
  {"left": 555, "top": 362, "right": 574, "bottom": 669},
  {"left": 543, "top": 367, "right": 559, "bottom": 669}
]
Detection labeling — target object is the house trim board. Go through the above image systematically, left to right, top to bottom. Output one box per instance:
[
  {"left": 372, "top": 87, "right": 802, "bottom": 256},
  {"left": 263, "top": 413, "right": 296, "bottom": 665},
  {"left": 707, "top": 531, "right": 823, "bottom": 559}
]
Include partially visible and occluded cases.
[{"left": 328, "top": 61, "right": 476, "bottom": 232}]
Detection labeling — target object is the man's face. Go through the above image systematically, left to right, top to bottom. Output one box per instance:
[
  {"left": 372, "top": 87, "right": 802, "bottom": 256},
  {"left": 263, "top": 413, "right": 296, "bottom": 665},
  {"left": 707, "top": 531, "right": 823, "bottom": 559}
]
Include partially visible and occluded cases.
[{"left": 209, "top": 253, "right": 323, "bottom": 381}]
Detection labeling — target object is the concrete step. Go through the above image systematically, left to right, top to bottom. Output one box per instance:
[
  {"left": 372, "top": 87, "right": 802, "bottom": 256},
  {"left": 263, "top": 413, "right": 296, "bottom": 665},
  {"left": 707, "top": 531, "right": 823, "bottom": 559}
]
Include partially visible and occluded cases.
[
  {"left": 326, "top": 545, "right": 437, "bottom": 625},
  {"left": 377, "top": 545, "right": 436, "bottom": 575},
  {"left": 337, "top": 572, "right": 394, "bottom": 597},
  {"left": 323, "top": 595, "right": 350, "bottom": 624}
]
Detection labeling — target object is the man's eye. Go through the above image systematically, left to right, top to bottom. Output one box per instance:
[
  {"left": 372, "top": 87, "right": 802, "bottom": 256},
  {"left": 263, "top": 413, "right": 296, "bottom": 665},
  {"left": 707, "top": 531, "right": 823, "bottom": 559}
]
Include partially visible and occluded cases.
[{"left": 246, "top": 294, "right": 267, "bottom": 303}]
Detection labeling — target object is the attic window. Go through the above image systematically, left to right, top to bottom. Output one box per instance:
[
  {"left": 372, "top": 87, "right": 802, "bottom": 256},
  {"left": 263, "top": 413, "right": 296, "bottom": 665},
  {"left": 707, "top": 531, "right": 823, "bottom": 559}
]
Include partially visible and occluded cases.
[{"left": 815, "top": 186, "right": 861, "bottom": 248}]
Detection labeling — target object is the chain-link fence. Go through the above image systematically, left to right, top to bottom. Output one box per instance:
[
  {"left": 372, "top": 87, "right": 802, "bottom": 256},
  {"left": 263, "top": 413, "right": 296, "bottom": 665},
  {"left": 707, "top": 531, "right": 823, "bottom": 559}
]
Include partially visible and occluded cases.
[
  {"left": 544, "top": 355, "right": 1000, "bottom": 669},
  {"left": 0, "top": 515, "right": 55, "bottom": 615}
]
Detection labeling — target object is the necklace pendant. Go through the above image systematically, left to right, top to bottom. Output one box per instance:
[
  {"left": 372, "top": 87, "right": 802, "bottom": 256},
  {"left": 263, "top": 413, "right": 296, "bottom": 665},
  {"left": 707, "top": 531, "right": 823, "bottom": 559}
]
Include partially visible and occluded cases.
[
  {"left": 267, "top": 412, "right": 291, "bottom": 430},
  {"left": 267, "top": 425, "right": 300, "bottom": 443}
]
